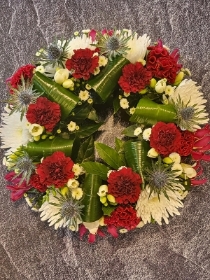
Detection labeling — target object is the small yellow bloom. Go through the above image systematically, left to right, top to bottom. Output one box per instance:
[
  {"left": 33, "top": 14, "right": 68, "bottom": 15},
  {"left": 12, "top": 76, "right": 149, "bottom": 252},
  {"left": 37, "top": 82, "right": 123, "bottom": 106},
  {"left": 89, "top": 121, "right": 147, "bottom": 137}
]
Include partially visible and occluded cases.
[
  {"left": 99, "top": 55, "right": 108, "bottom": 67},
  {"left": 35, "top": 65, "right": 45, "bottom": 73},
  {"left": 93, "top": 67, "right": 100, "bottom": 75},
  {"left": 155, "top": 78, "right": 167, "bottom": 93},
  {"left": 85, "top": 84, "right": 92, "bottom": 90},
  {"left": 165, "top": 85, "right": 175, "bottom": 96},
  {"left": 79, "top": 90, "right": 90, "bottom": 101},
  {"left": 124, "top": 92, "right": 130, "bottom": 97},
  {"left": 87, "top": 98, "right": 93, "bottom": 104},
  {"left": 120, "top": 98, "right": 129, "bottom": 109},
  {"left": 129, "top": 107, "right": 135, "bottom": 115},
  {"left": 67, "top": 121, "right": 76, "bottom": 132},
  {"left": 29, "top": 123, "right": 44, "bottom": 137},
  {"left": 134, "top": 127, "right": 142, "bottom": 136},
  {"left": 142, "top": 128, "right": 152, "bottom": 141},
  {"left": 72, "top": 164, "right": 85, "bottom": 176},
  {"left": 67, "top": 178, "right": 79, "bottom": 189},
  {"left": 97, "top": 185, "right": 108, "bottom": 197},
  {"left": 71, "top": 188, "right": 83, "bottom": 200}
]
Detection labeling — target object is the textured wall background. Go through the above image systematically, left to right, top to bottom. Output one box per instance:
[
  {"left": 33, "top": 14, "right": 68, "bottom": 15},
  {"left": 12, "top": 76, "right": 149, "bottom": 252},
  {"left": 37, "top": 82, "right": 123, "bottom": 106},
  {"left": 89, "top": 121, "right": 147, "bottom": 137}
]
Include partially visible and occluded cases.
[{"left": 0, "top": 1, "right": 210, "bottom": 279}]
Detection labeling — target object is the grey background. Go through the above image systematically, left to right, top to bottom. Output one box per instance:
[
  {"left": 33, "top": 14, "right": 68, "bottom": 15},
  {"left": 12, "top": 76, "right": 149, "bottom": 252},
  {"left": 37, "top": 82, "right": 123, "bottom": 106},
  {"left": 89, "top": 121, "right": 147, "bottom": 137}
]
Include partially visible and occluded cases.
[{"left": 0, "top": 0, "right": 210, "bottom": 279}]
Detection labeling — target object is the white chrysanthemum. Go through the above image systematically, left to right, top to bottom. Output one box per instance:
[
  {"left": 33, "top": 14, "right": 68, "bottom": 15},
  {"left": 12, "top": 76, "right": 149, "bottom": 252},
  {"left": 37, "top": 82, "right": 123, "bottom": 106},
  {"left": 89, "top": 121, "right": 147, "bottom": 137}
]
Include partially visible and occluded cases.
[
  {"left": 123, "top": 31, "right": 151, "bottom": 63},
  {"left": 67, "top": 34, "right": 96, "bottom": 58},
  {"left": 169, "top": 79, "right": 209, "bottom": 131},
  {"left": 0, "top": 107, "right": 32, "bottom": 155},
  {"left": 136, "top": 185, "right": 186, "bottom": 225},
  {"left": 39, "top": 190, "right": 83, "bottom": 230}
]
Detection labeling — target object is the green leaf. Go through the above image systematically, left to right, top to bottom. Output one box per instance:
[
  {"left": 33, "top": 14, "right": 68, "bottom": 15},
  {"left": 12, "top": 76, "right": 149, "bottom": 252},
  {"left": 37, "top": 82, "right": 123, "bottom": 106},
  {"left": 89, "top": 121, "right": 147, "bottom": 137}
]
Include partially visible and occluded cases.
[
  {"left": 88, "top": 56, "right": 129, "bottom": 102},
  {"left": 33, "top": 72, "right": 79, "bottom": 120},
  {"left": 113, "top": 96, "right": 120, "bottom": 114},
  {"left": 130, "top": 98, "right": 177, "bottom": 124},
  {"left": 70, "top": 103, "right": 92, "bottom": 121},
  {"left": 88, "top": 108, "right": 99, "bottom": 122},
  {"left": 76, "top": 122, "right": 102, "bottom": 138},
  {"left": 122, "top": 124, "right": 140, "bottom": 137},
  {"left": 25, "top": 136, "right": 79, "bottom": 160},
  {"left": 76, "top": 136, "right": 94, "bottom": 163},
  {"left": 115, "top": 138, "right": 124, "bottom": 152},
  {"left": 124, "top": 140, "right": 152, "bottom": 188},
  {"left": 95, "top": 142, "right": 125, "bottom": 169},
  {"left": 81, "top": 162, "right": 110, "bottom": 180},
  {"left": 82, "top": 174, "right": 103, "bottom": 222},
  {"left": 102, "top": 205, "right": 117, "bottom": 216}
]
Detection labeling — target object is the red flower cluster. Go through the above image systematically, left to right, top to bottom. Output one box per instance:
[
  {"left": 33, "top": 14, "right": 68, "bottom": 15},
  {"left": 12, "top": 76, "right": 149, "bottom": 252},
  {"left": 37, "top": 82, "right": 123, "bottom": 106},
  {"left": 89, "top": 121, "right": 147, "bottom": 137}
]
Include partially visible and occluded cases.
[
  {"left": 146, "top": 40, "right": 182, "bottom": 83},
  {"left": 66, "top": 48, "right": 99, "bottom": 80},
  {"left": 118, "top": 62, "right": 152, "bottom": 93},
  {"left": 7, "top": 64, "right": 35, "bottom": 93},
  {"left": 26, "top": 97, "right": 61, "bottom": 132},
  {"left": 150, "top": 122, "right": 181, "bottom": 156},
  {"left": 192, "top": 124, "right": 210, "bottom": 161},
  {"left": 177, "top": 130, "right": 195, "bottom": 156},
  {"left": 36, "top": 151, "right": 74, "bottom": 188},
  {"left": 108, "top": 167, "right": 142, "bottom": 204},
  {"left": 5, "top": 172, "right": 32, "bottom": 201},
  {"left": 29, "top": 173, "right": 48, "bottom": 193},
  {"left": 104, "top": 205, "right": 141, "bottom": 230}
]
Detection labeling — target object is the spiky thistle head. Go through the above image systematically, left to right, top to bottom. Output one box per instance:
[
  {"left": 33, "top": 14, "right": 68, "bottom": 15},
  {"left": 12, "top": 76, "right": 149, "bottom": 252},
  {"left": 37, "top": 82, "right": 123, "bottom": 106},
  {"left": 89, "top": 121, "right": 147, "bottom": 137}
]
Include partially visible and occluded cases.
[
  {"left": 95, "top": 30, "right": 131, "bottom": 60},
  {"left": 37, "top": 38, "right": 70, "bottom": 68},
  {"left": 8, "top": 76, "right": 42, "bottom": 120},
  {"left": 174, "top": 95, "right": 208, "bottom": 132},
  {"left": 8, "top": 149, "right": 35, "bottom": 184},
  {"left": 144, "top": 157, "right": 183, "bottom": 199},
  {"left": 40, "top": 189, "right": 84, "bottom": 230}
]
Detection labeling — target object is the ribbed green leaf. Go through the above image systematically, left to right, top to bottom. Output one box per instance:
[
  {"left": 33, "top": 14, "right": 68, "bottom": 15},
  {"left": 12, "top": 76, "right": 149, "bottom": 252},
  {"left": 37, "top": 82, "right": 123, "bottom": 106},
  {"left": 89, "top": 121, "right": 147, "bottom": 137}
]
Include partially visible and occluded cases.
[
  {"left": 88, "top": 56, "right": 129, "bottom": 102},
  {"left": 33, "top": 72, "right": 79, "bottom": 120},
  {"left": 113, "top": 96, "right": 120, "bottom": 114},
  {"left": 130, "top": 98, "right": 177, "bottom": 124},
  {"left": 70, "top": 103, "right": 92, "bottom": 121},
  {"left": 76, "top": 123, "right": 102, "bottom": 138},
  {"left": 76, "top": 136, "right": 94, "bottom": 163},
  {"left": 25, "top": 137, "right": 78, "bottom": 160},
  {"left": 124, "top": 140, "right": 151, "bottom": 188},
  {"left": 95, "top": 142, "right": 125, "bottom": 169},
  {"left": 81, "top": 162, "right": 110, "bottom": 180},
  {"left": 82, "top": 174, "right": 103, "bottom": 222}
]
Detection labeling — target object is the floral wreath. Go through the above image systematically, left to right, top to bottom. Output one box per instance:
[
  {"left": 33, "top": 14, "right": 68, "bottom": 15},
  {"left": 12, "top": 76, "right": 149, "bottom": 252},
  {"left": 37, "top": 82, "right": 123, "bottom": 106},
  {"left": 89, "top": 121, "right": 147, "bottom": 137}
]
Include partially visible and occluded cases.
[{"left": 1, "top": 29, "right": 209, "bottom": 243}]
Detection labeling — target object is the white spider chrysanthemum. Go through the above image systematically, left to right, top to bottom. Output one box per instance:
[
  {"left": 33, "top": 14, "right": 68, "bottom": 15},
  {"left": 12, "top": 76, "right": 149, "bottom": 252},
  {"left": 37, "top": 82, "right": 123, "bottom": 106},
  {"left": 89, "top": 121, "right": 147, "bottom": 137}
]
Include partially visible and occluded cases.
[
  {"left": 123, "top": 31, "right": 151, "bottom": 63},
  {"left": 67, "top": 34, "right": 96, "bottom": 58},
  {"left": 169, "top": 79, "right": 209, "bottom": 131},
  {"left": 0, "top": 106, "right": 32, "bottom": 155},
  {"left": 136, "top": 185, "right": 187, "bottom": 225},
  {"left": 39, "top": 190, "right": 83, "bottom": 230}
]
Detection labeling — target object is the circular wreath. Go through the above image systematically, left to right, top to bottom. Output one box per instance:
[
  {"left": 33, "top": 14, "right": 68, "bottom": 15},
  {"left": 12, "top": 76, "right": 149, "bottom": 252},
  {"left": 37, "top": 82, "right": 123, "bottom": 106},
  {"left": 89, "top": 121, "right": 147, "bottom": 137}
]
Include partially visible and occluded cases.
[{"left": 1, "top": 29, "right": 209, "bottom": 243}]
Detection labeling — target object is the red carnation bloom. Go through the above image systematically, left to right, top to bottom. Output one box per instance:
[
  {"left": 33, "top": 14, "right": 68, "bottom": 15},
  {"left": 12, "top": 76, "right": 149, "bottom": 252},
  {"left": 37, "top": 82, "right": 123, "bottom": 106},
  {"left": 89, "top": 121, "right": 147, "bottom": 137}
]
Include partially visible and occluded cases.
[
  {"left": 146, "top": 40, "right": 182, "bottom": 83},
  {"left": 65, "top": 48, "right": 99, "bottom": 80},
  {"left": 118, "top": 62, "right": 152, "bottom": 93},
  {"left": 7, "top": 64, "right": 35, "bottom": 93},
  {"left": 26, "top": 97, "right": 61, "bottom": 132},
  {"left": 150, "top": 122, "right": 181, "bottom": 156},
  {"left": 177, "top": 130, "right": 195, "bottom": 156},
  {"left": 36, "top": 151, "right": 74, "bottom": 188},
  {"left": 108, "top": 167, "right": 142, "bottom": 204},
  {"left": 5, "top": 171, "right": 32, "bottom": 201},
  {"left": 29, "top": 173, "right": 48, "bottom": 193},
  {"left": 104, "top": 205, "right": 141, "bottom": 230}
]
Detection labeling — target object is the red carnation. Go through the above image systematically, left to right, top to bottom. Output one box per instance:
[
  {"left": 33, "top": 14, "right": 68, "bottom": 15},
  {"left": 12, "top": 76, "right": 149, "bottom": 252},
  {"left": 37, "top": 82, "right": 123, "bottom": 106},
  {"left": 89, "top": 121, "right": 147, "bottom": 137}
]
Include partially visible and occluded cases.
[
  {"left": 146, "top": 40, "right": 182, "bottom": 83},
  {"left": 65, "top": 48, "right": 99, "bottom": 80},
  {"left": 118, "top": 62, "right": 152, "bottom": 93},
  {"left": 7, "top": 64, "right": 35, "bottom": 93},
  {"left": 26, "top": 97, "right": 61, "bottom": 132},
  {"left": 150, "top": 122, "right": 181, "bottom": 156},
  {"left": 177, "top": 130, "right": 195, "bottom": 156},
  {"left": 36, "top": 151, "right": 74, "bottom": 188},
  {"left": 108, "top": 167, "right": 142, "bottom": 204},
  {"left": 29, "top": 173, "right": 48, "bottom": 193},
  {"left": 104, "top": 205, "right": 141, "bottom": 230}
]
